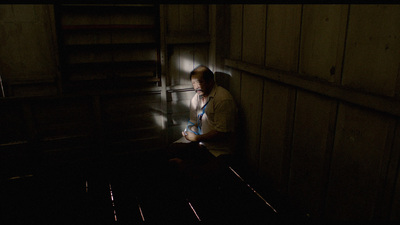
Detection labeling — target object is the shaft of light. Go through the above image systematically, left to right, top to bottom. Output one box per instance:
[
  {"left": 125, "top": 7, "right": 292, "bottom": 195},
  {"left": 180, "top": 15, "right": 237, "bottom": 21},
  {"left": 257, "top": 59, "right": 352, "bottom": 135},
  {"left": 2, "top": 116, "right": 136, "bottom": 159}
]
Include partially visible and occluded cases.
[
  {"left": 0, "top": 74, "right": 5, "bottom": 97},
  {"left": 228, "top": 166, "right": 278, "bottom": 214},
  {"left": 109, "top": 184, "right": 118, "bottom": 221},
  {"left": 136, "top": 197, "right": 145, "bottom": 222},
  {"left": 187, "top": 198, "right": 201, "bottom": 221},
  {"left": 138, "top": 203, "right": 145, "bottom": 222}
]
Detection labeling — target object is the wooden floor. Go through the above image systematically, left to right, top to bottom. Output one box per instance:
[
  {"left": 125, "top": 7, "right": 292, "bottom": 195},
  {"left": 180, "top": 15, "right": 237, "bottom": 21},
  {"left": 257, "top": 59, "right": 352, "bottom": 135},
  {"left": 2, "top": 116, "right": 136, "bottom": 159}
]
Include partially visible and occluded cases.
[{"left": 2, "top": 148, "right": 305, "bottom": 224}]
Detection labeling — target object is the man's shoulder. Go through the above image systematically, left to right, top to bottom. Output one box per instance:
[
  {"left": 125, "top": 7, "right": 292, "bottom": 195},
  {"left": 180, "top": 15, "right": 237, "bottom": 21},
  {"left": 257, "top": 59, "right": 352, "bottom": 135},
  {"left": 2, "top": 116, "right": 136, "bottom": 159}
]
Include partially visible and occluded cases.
[{"left": 215, "top": 86, "right": 234, "bottom": 100}]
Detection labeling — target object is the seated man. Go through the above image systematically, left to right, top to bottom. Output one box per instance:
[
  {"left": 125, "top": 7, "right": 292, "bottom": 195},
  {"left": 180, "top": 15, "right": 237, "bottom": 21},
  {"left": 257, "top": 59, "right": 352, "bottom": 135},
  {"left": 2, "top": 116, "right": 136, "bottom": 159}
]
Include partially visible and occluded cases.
[{"left": 168, "top": 65, "right": 238, "bottom": 177}]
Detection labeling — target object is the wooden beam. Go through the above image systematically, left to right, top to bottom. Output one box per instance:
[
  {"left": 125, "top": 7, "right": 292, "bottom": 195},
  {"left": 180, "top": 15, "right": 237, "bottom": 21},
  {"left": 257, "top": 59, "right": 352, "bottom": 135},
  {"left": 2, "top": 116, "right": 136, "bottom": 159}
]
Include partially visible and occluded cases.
[
  {"left": 159, "top": 5, "right": 168, "bottom": 144},
  {"left": 166, "top": 34, "right": 211, "bottom": 44},
  {"left": 225, "top": 58, "right": 400, "bottom": 117}
]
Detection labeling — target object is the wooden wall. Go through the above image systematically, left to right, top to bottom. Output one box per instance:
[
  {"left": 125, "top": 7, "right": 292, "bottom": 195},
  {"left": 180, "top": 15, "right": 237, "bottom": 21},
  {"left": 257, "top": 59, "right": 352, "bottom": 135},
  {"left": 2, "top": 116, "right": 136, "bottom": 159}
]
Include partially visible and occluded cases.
[
  {"left": 2, "top": 3, "right": 399, "bottom": 222},
  {"left": 0, "top": 4, "right": 211, "bottom": 176},
  {"left": 225, "top": 4, "right": 400, "bottom": 221},
  {"left": 0, "top": 5, "right": 59, "bottom": 96},
  {"left": 0, "top": 5, "right": 164, "bottom": 178},
  {"left": 162, "top": 5, "right": 210, "bottom": 143}
]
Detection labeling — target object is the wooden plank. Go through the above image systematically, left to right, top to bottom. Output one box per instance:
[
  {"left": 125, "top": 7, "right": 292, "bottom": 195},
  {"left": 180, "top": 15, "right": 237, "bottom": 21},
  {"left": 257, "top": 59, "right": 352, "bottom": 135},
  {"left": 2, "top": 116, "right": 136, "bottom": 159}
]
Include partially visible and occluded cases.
[
  {"left": 179, "top": 4, "right": 194, "bottom": 33},
  {"left": 193, "top": 4, "right": 208, "bottom": 34},
  {"left": 209, "top": 4, "right": 217, "bottom": 71},
  {"left": 229, "top": 4, "right": 243, "bottom": 61},
  {"left": 239, "top": 4, "right": 266, "bottom": 169},
  {"left": 242, "top": 4, "right": 266, "bottom": 65},
  {"left": 265, "top": 4, "right": 302, "bottom": 72},
  {"left": 0, "top": 5, "right": 57, "bottom": 85},
  {"left": 160, "top": 5, "right": 168, "bottom": 144},
  {"left": 166, "top": 5, "right": 180, "bottom": 34},
  {"left": 213, "top": 5, "right": 230, "bottom": 72},
  {"left": 227, "top": 5, "right": 243, "bottom": 104},
  {"left": 299, "top": 5, "right": 348, "bottom": 83},
  {"left": 342, "top": 5, "right": 400, "bottom": 97},
  {"left": 166, "top": 34, "right": 210, "bottom": 44},
  {"left": 194, "top": 43, "right": 208, "bottom": 68},
  {"left": 168, "top": 45, "right": 181, "bottom": 87},
  {"left": 179, "top": 45, "right": 194, "bottom": 85},
  {"left": 225, "top": 59, "right": 400, "bottom": 117},
  {"left": 229, "top": 69, "right": 242, "bottom": 107},
  {"left": 240, "top": 73, "right": 264, "bottom": 170},
  {"left": 259, "top": 80, "right": 296, "bottom": 194},
  {"left": 10, "top": 83, "right": 58, "bottom": 98},
  {"left": 167, "top": 89, "right": 191, "bottom": 143},
  {"left": 288, "top": 90, "right": 337, "bottom": 218},
  {"left": 101, "top": 94, "right": 161, "bottom": 115},
  {"left": 325, "top": 103, "right": 396, "bottom": 220},
  {"left": 373, "top": 119, "right": 398, "bottom": 220},
  {"left": 389, "top": 121, "right": 400, "bottom": 220}
]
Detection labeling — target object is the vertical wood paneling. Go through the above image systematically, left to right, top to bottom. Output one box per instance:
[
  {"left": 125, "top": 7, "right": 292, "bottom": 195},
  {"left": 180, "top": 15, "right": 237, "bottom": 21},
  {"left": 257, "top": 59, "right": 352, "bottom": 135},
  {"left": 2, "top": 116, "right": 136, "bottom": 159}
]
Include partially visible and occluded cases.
[
  {"left": 179, "top": 4, "right": 194, "bottom": 33},
  {"left": 193, "top": 4, "right": 208, "bottom": 34},
  {"left": 229, "top": 4, "right": 242, "bottom": 61},
  {"left": 265, "top": 4, "right": 302, "bottom": 72},
  {"left": 0, "top": 5, "right": 57, "bottom": 86},
  {"left": 166, "top": 5, "right": 180, "bottom": 33},
  {"left": 166, "top": 5, "right": 180, "bottom": 87},
  {"left": 166, "top": 5, "right": 209, "bottom": 87},
  {"left": 178, "top": 5, "right": 194, "bottom": 84},
  {"left": 192, "top": 5, "right": 208, "bottom": 71},
  {"left": 228, "top": 5, "right": 243, "bottom": 105},
  {"left": 240, "top": 5, "right": 266, "bottom": 169},
  {"left": 242, "top": 5, "right": 266, "bottom": 65},
  {"left": 299, "top": 5, "right": 348, "bottom": 83},
  {"left": 342, "top": 5, "right": 400, "bottom": 97},
  {"left": 194, "top": 44, "right": 208, "bottom": 67},
  {"left": 179, "top": 45, "right": 194, "bottom": 85},
  {"left": 168, "top": 46, "right": 180, "bottom": 86},
  {"left": 240, "top": 73, "right": 264, "bottom": 170},
  {"left": 259, "top": 80, "right": 296, "bottom": 193},
  {"left": 288, "top": 90, "right": 337, "bottom": 218},
  {"left": 167, "top": 91, "right": 193, "bottom": 143},
  {"left": 325, "top": 103, "right": 396, "bottom": 220},
  {"left": 373, "top": 119, "right": 398, "bottom": 220},
  {"left": 389, "top": 121, "right": 400, "bottom": 220},
  {"left": 392, "top": 167, "right": 400, "bottom": 220}
]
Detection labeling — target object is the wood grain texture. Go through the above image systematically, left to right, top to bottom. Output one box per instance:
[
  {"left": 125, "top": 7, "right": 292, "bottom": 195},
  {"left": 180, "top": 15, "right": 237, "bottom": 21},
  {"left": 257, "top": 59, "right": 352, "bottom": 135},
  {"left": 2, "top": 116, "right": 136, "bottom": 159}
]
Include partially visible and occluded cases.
[
  {"left": 179, "top": 4, "right": 194, "bottom": 33},
  {"left": 193, "top": 4, "right": 208, "bottom": 34},
  {"left": 229, "top": 4, "right": 243, "bottom": 61},
  {"left": 242, "top": 4, "right": 266, "bottom": 65},
  {"left": 265, "top": 4, "right": 302, "bottom": 72},
  {"left": 0, "top": 5, "right": 57, "bottom": 84},
  {"left": 166, "top": 5, "right": 180, "bottom": 34},
  {"left": 299, "top": 5, "right": 348, "bottom": 83},
  {"left": 342, "top": 5, "right": 400, "bottom": 97},
  {"left": 225, "top": 59, "right": 400, "bottom": 117},
  {"left": 240, "top": 72, "right": 264, "bottom": 170},
  {"left": 259, "top": 80, "right": 296, "bottom": 194},
  {"left": 288, "top": 90, "right": 337, "bottom": 218},
  {"left": 325, "top": 103, "right": 396, "bottom": 220},
  {"left": 389, "top": 121, "right": 400, "bottom": 220}
]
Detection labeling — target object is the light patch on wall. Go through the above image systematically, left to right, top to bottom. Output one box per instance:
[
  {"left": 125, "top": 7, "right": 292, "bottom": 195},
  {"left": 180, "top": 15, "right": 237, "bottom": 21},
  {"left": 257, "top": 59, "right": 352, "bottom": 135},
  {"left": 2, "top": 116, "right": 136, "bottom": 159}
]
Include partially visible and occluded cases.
[
  {"left": 179, "top": 58, "right": 197, "bottom": 74},
  {"left": 152, "top": 112, "right": 166, "bottom": 130}
]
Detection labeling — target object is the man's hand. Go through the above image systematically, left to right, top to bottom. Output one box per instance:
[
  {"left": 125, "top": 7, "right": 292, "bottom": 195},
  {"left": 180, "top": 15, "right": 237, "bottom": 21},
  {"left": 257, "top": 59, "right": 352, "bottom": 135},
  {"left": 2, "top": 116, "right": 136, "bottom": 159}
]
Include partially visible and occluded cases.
[{"left": 182, "top": 131, "right": 199, "bottom": 142}]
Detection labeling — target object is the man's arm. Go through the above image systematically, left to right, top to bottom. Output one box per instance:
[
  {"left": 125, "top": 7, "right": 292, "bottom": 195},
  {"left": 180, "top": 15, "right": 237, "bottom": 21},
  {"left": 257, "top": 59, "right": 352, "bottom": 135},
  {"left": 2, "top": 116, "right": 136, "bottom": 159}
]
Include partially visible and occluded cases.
[{"left": 182, "top": 129, "right": 229, "bottom": 142}]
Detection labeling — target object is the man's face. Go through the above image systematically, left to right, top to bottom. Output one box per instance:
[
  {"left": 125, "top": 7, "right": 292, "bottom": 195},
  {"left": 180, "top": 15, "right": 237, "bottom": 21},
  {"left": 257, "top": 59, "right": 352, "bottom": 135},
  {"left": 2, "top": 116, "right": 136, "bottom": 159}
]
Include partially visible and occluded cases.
[{"left": 191, "top": 72, "right": 213, "bottom": 97}]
